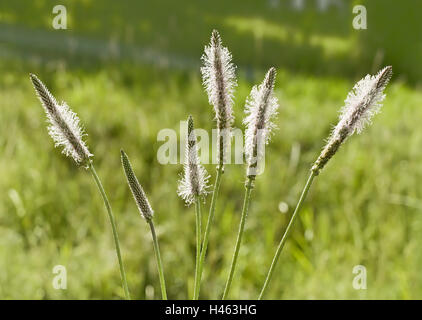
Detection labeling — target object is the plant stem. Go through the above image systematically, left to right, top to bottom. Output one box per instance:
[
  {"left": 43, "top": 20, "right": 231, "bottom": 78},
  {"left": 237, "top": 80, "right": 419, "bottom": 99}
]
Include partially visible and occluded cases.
[
  {"left": 88, "top": 162, "right": 131, "bottom": 300},
  {"left": 194, "top": 165, "right": 223, "bottom": 299},
  {"left": 258, "top": 171, "right": 316, "bottom": 299},
  {"left": 222, "top": 177, "right": 254, "bottom": 299},
  {"left": 193, "top": 196, "right": 202, "bottom": 300},
  {"left": 148, "top": 219, "right": 168, "bottom": 300}
]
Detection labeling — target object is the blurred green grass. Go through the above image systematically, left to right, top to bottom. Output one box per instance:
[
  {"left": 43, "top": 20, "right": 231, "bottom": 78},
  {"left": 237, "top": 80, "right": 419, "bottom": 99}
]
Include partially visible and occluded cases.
[{"left": 1, "top": 0, "right": 422, "bottom": 299}]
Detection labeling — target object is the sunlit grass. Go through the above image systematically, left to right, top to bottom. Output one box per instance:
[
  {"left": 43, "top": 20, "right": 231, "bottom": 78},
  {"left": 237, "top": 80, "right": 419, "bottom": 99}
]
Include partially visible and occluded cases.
[
  {"left": 1, "top": 0, "right": 422, "bottom": 300},
  {"left": 224, "top": 15, "right": 353, "bottom": 57},
  {"left": 1, "top": 56, "right": 422, "bottom": 298}
]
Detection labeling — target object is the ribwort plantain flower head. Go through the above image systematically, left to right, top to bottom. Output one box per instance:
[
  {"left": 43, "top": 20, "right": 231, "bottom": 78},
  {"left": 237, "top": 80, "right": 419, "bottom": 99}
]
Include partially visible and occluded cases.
[
  {"left": 201, "top": 29, "right": 237, "bottom": 166},
  {"left": 312, "top": 66, "right": 393, "bottom": 175},
  {"left": 244, "top": 67, "right": 279, "bottom": 178},
  {"left": 30, "top": 73, "right": 92, "bottom": 166},
  {"left": 178, "top": 116, "right": 210, "bottom": 205},
  {"left": 121, "top": 150, "right": 154, "bottom": 221}
]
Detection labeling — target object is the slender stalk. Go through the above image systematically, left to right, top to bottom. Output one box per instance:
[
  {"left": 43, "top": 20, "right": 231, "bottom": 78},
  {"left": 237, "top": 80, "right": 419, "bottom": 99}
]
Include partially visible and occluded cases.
[
  {"left": 88, "top": 162, "right": 130, "bottom": 300},
  {"left": 194, "top": 165, "right": 223, "bottom": 299},
  {"left": 259, "top": 171, "right": 316, "bottom": 299},
  {"left": 222, "top": 177, "right": 254, "bottom": 299},
  {"left": 193, "top": 196, "right": 202, "bottom": 299},
  {"left": 148, "top": 220, "right": 168, "bottom": 300}
]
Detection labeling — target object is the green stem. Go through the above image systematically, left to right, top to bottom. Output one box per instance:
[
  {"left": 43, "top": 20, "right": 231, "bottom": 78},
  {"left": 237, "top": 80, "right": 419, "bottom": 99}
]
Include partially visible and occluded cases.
[
  {"left": 88, "top": 162, "right": 130, "bottom": 300},
  {"left": 194, "top": 165, "right": 223, "bottom": 299},
  {"left": 258, "top": 171, "right": 316, "bottom": 299},
  {"left": 222, "top": 177, "right": 254, "bottom": 299},
  {"left": 193, "top": 196, "right": 202, "bottom": 300},
  {"left": 148, "top": 220, "right": 167, "bottom": 300}
]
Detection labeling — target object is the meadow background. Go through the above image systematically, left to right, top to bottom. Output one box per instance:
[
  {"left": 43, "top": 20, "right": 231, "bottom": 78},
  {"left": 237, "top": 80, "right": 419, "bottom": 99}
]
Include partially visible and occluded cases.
[{"left": 1, "top": 0, "right": 422, "bottom": 299}]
